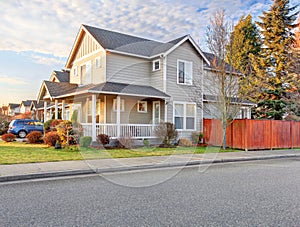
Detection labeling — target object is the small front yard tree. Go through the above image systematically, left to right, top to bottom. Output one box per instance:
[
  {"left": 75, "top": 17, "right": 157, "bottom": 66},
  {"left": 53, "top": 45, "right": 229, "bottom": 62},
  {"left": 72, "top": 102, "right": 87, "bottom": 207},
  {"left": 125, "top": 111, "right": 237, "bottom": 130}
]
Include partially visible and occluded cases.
[{"left": 204, "top": 9, "right": 251, "bottom": 149}]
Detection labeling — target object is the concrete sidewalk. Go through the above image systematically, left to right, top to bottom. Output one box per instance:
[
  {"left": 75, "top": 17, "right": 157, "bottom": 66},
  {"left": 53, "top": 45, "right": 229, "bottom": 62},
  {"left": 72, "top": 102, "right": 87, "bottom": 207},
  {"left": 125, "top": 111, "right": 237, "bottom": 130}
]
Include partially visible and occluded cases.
[{"left": 1, "top": 149, "right": 300, "bottom": 182}]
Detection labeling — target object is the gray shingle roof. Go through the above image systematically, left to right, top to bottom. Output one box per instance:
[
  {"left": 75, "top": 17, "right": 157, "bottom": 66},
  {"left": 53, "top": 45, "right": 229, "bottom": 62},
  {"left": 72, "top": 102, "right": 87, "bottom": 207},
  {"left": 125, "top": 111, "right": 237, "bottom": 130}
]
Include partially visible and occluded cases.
[
  {"left": 83, "top": 24, "right": 186, "bottom": 57},
  {"left": 54, "top": 71, "right": 70, "bottom": 82},
  {"left": 43, "top": 80, "right": 169, "bottom": 99},
  {"left": 44, "top": 81, "right": 78, "bottom": 97},
  {"left": 89, "top": 82, "right": 170, "bottom": 98},
  {"left": 203, "top": 94, "right": 254, "bottom": 105},
  {"left": 21, "top": 100, "right": 35, "bottom": 107},
  {"left": 8, "top": 103, "right": 19, "bottom": 109}
]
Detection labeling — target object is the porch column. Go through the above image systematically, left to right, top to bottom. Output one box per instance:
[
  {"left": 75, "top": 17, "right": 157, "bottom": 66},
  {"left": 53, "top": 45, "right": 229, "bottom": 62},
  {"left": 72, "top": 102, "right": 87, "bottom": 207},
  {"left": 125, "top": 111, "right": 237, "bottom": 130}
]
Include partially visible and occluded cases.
[
  {"left": 92, "top": 94, "right": 97, "bottom": 141},
  {"left": 116, "top": 95, "right": 121, "bottom": 137},
  {"left": 104, "top": 96, "right": 107, "bottom": 134},
  {"left": 55, "top": 100, "right": 58, "bottom": 119},
  {"left": 61, "top": 100, "right": 65, "bottom": 120},
  {"left": 164, "top": 100, "right": 167, "bottom": 122},
  {"left": 44, "top": 101, "right": 47, "bottom": 122},
  {"left": 49, "top": 108, "right": 52, "bottom": 120}
]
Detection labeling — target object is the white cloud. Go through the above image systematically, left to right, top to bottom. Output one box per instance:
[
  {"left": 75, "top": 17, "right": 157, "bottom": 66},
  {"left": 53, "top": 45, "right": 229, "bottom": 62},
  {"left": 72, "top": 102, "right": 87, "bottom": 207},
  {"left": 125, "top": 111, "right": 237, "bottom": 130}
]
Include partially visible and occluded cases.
[
  {"left": 0, "top": 0, "right": 298, "bottom": 58},
  {"left": 29, "top": 54, "right": 66, "bottom": 66},
  {"left": 0, "top": 76, "right": 29, "bottom": 85}
]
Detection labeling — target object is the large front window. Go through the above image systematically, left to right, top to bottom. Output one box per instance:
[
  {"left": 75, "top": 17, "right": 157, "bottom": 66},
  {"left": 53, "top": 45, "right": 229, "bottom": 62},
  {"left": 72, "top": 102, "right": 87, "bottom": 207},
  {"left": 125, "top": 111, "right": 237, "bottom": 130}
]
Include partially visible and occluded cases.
[
  {"left": 177, "top": 60, "right": 193, "bottom": 85},
  {"left": 81, "top": 61, "right": 91, "bottom": 85},
  {"left": 174, "top": 103, "right": 196, "bottom": 130}
]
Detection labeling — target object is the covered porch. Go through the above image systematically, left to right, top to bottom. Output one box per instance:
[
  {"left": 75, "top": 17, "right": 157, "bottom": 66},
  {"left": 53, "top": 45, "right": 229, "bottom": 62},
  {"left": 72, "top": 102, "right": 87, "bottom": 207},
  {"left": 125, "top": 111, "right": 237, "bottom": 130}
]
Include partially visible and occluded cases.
[{"left": 39, "top": 81, "right": 169, "bottom": 141}]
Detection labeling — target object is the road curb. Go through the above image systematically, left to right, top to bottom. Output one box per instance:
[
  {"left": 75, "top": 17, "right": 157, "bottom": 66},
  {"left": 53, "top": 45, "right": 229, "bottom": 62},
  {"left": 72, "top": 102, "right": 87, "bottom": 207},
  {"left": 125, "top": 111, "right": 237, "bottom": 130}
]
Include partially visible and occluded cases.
[{"left": 1, "top": 154, "right": 300, "bottom": 183}]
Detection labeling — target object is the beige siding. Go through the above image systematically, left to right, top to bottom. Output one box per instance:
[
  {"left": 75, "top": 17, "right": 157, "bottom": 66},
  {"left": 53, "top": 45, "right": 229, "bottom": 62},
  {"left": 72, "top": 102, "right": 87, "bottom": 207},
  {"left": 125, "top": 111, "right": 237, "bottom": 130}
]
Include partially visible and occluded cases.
[
  {"left": 69, "top": 32, "right": 106, "bottom": 85},
  {"left": 166, "top": 41, "right": 204, "bottom": 132},
  {"left": 106, "top": 53, "right": 151, "bottom": 86},
  {"left": 150, "top": 58, "right": 164, "bottom": 91},
  {"left": 104, "top": 95, "right": 164, "bottom": 124}
]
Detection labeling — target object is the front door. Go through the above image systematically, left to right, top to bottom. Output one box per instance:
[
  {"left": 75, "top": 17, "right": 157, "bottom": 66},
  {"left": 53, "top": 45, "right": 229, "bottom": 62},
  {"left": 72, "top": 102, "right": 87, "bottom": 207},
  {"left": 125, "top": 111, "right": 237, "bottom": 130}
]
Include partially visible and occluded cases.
[{"left": 152, "top": 101, "right": 160, "bottom": 124}]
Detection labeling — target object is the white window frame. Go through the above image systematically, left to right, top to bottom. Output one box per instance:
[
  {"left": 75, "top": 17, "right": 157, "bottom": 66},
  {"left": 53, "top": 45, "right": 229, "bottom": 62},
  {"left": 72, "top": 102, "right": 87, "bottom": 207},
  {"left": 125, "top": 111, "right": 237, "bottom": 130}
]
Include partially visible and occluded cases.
[
  {"left": 95, "top": 56, "right": 101, "bottom": 68},
  {"left": 152, "top": 59, "right": 160, "bottom": 71},
  {"left": 177, "top": 59, "right": 193, "bottom": 85},
  {"left": 80, "top": 61, "right": 92, "bottom": 85},
  {"left": 113, "top": 99, "right": 125, "bottom": 112},
  {"left": 137, "top": 101, "right": 147, "bottom": 113},
  {"left": 173, "top": 102, "right": 196, "bottom": 131}
]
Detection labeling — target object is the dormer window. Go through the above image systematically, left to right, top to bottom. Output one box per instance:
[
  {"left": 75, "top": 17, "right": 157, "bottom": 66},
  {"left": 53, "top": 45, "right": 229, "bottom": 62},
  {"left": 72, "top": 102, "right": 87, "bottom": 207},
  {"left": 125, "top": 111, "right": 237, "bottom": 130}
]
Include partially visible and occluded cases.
[{"left": 152, "top": 59, "right": 160, "bottom": 71}]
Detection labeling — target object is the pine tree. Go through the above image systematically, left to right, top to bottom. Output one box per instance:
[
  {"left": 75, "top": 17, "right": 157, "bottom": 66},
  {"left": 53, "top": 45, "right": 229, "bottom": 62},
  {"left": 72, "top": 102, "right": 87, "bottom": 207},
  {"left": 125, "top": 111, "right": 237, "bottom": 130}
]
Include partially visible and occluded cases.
[
  {"left": 252, "top": 0, "right": 299, "bottom": 120},
  {"left": 226, "top": 14, "right": 261, "bottom": 76}
]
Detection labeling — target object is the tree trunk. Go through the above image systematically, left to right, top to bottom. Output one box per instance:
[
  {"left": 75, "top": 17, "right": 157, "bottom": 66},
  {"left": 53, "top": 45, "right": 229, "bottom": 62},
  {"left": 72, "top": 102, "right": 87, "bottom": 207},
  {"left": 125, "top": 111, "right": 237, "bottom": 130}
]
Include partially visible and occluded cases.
[{"left": 222, "top": 122, "right": 227, "bottom": 150}]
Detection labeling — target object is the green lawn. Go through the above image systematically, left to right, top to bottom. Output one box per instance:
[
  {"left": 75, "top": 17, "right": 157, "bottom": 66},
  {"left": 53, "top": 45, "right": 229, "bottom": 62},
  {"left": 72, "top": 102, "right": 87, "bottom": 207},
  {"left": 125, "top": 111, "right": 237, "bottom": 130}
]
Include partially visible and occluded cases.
[{"left": 0, "top": 141, "right": 239, "bottom": 165}]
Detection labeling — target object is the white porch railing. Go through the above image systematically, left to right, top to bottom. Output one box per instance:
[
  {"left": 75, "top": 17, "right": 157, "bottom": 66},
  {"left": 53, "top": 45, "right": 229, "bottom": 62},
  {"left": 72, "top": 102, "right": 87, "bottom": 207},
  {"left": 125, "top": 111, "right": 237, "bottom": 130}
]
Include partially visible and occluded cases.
[{"left": 81, "top": 123, "right": 157, "bottom": 139}]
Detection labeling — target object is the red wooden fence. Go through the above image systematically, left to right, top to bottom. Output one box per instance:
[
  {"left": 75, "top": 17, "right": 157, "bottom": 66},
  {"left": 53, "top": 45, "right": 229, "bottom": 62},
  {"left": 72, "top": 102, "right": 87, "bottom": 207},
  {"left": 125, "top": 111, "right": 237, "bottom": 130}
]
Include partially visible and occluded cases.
[{"left": 203, "top": 119, "right": 300, "bottom": 150}]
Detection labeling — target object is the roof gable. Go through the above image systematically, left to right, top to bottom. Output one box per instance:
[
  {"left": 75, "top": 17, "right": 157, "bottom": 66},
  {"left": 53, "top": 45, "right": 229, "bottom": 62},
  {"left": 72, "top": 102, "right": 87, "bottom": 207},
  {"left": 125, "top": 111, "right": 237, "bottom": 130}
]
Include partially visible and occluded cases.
[
  {"left": 66, "top": 24, "right": 210, "bottom": 67},
  {"left": 65, "top": 26, "right": 105, "bottom": 68},
  {"left": 50, "top": 70, "right": 70, "bottom": 82}
]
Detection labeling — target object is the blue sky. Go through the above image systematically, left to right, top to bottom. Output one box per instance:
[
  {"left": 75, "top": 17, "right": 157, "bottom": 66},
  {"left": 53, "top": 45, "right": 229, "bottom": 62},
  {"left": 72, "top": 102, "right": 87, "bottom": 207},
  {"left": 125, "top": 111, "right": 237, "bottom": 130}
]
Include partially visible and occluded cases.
[{"left": 0, "top": 0, "right": 298, "bottom": 106}]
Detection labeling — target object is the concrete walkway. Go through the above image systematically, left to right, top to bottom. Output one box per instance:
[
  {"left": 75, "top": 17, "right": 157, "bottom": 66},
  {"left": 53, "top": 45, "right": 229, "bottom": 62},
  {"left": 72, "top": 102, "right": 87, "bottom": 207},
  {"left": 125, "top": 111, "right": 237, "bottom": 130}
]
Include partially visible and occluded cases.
[{"left": 1, "top": 149, "right": 300, "bottom": 182}]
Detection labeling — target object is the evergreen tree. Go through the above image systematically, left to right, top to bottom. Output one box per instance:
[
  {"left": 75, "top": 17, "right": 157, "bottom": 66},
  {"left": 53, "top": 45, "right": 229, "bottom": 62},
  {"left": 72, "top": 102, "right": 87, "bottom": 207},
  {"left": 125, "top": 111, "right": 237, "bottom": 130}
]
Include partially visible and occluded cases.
[
  {"left": 252, "top": 0, "right": 299, "bottom": 120},
  {"left": 226, "top": 14, "right": 261, "bottom": 76}
]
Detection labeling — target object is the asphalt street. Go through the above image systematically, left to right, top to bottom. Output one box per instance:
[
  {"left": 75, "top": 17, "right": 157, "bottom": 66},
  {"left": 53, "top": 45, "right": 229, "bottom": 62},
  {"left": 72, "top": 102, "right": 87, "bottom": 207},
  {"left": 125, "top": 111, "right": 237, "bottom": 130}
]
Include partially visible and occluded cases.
[{"left": 1, "top": 158, "right": 300, "bottom": 226}]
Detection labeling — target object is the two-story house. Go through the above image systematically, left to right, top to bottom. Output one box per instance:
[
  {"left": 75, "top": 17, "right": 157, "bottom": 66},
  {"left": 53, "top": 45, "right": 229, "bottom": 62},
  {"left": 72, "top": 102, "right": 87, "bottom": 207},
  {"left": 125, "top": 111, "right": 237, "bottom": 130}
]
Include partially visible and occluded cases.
[{"left": 37, "top": 24, "right": 252, "bottom": 142}]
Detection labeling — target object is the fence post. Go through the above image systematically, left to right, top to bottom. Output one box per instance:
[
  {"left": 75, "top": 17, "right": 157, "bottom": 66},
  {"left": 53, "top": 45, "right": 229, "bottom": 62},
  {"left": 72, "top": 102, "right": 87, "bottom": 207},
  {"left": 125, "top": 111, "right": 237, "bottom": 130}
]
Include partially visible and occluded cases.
[{"left": 244, "top": 119, "right": 248, "bottom": 151}]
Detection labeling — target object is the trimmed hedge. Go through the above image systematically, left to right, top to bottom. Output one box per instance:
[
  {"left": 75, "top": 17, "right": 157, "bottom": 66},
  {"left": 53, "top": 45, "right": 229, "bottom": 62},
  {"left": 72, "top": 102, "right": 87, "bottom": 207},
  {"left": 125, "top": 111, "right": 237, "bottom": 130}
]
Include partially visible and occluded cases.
[
  {"left": 26, "top": 131, "right": 43, "bottom": 144},
  {"left": 44, "top": 131, "right": 61, "bottom": 146},
  {"left": 1, "top": 133, "right": 16, "bottom": 142},
  {"left": 79, "top": 136, "right": 92, "bottom": 148}
]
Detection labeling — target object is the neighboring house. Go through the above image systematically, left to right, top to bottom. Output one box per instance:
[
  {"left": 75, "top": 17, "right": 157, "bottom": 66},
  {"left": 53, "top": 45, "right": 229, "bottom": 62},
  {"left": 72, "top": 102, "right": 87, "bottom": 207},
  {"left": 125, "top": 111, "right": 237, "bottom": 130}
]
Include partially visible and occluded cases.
[
  {"left": 37, "top": 24, "right": 253, "bottom": 141},
  {"left": 202, "top": 52, "right": 254, "bottom": 119},
  {"left": 49, "top": 70, "right": 70, "bottom": 82},
  {"left": 20, "top": 100, "right": 34, "bottom": 114},
  {"left": 30, "top": 101, "right": 49, "bottom": 121},
  {"left": 8, "top": 103, "right": 20, "bottom": 116}
]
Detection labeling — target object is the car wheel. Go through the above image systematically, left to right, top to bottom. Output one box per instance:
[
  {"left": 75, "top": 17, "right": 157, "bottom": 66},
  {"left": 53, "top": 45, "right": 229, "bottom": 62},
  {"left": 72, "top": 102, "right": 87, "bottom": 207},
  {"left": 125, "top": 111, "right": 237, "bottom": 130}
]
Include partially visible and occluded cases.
[{"left": 18, "top": 130, "right": 27, "bottom": 138}]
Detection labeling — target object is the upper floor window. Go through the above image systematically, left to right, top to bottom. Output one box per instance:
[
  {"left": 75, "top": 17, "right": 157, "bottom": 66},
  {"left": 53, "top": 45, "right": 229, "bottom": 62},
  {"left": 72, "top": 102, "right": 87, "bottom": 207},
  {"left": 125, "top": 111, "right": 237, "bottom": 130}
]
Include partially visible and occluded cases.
[
  {"left": 95, "top": 57, "right": 101, "bottom": 68},
  {"left": 152, "top": 59, "right": 160, "bottom": 71},
  {"left": 177, "top": 60, "right": 193, "bottom": 85},
  {"left": 81, "top": 61, "right": 91, "bottom": 85}
]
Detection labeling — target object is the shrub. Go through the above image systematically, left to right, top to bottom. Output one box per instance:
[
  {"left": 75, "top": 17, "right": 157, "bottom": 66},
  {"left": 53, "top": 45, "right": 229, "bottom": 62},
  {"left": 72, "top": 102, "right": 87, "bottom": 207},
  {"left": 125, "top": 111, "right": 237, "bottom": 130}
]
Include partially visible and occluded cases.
[
  {"left": 44, "top": 119, "right": 53, "bottom": 131},
  {"left": 50, "top": 119, "right": 63, "bottom": 129},
  {"left": 0, "top": 121, "right": 9, "bottom": 135},
  {"left": 56, "top": 121, "right": 75, "bottom": 146},
  {"left": 154, "top": 122, "right": 178, "bottom": 148},
  {"left": 26, "top": 131, "right": 43, "bottom": 144},
  {"left": 44, "top": 131, "right": 60, "bottom": 146},
  {"left": 191, "top": 132, "right": 204, "bottom": 144},
  {"left": 1, "top": 133, "right": 16, "bottom": 142},
  {"left": 97, "top": 134, "right": 110, "bottom": 145},
  {"left": 79, "top": 136, "right": 92, "bottom": 148},
  {"left": 116, "top": 137, "right": 133, "bottom": 149},
  {"left": 178, "top": 138, "right": 193, "bottom": 147},
  {"left": 143, "top": 139, "right": 150, "bottom": 147}
]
